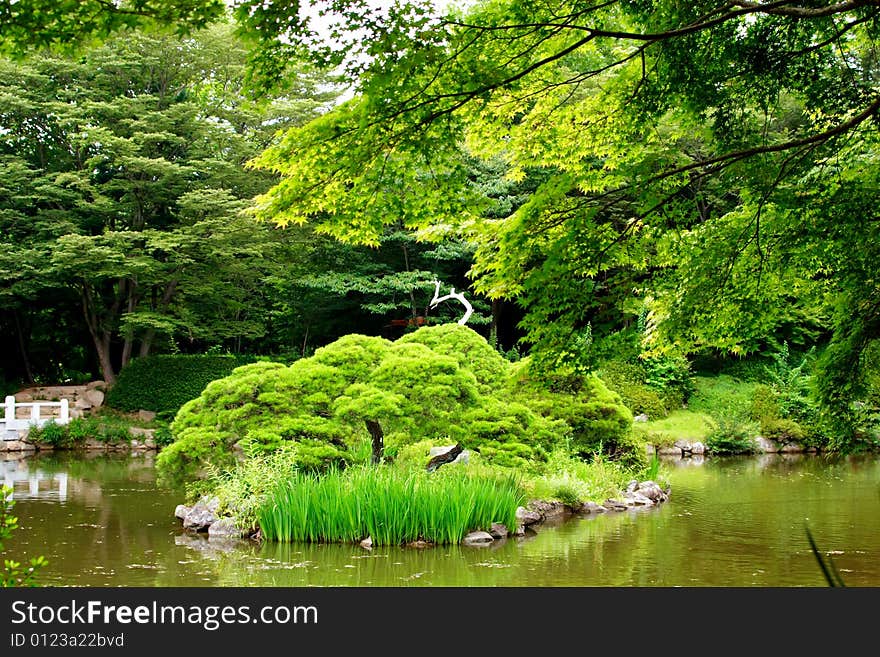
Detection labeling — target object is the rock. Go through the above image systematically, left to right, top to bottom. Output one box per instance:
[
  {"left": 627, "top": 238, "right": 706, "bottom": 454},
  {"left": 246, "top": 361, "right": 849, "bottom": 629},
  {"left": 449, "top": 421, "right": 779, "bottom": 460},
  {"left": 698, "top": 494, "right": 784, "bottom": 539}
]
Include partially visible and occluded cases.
[
  {"left": 86, "top": 380, "right": 107, "bottom": 390},
  {"left": 82, "top": 389, "right": 105, "bottom": 408},
  {"left": 74, "top": 398, "right": 92, "bottom": 410},
  {"left": 69, "top": 409, "right": 84, "bottom": 419},
  {"left": 137, "top": 410, "right": 157, "bottom": 422},
  {"left": 634, "top": 413, "right": 649, "bottom": 423},
  {"left": 129, "top": 427, "right": 155, "bottom": 439},
  {"left": 754, "top": 436, "right": 780, "bottom": 453},
  {"left": 144, "top": 438, "right": 156, "bottom": 449},
  {"left": 674, "top": 439, "right": 692, "bottom": 453},
  {"left": 0, "top": 440, "right": 21, "bottom": 452},
  {"left": 691, "top": 441, "right": 706, "bottom": 455},
  {"left": 781, "top": 442, "right": 805, "bottom": 453},
  {"left": 645, "top": 443, "right": 656, "bottom": 457},
  {"left": 657, "top": 445, "right": 682, "bottom": 456},
  {"left": 626, "top": 480, "right": 639, "bottom": 493},
  {"left": 635, "top": 481, "right": 667, "bottom": 503},
  {"left": 624, "top": 492, "right": 655, "bottom": 507},
  {"left": 182, "top": 497, "right": 220, "bottom": 531},
  {"left": 604, "top": 499, "right": 629, "bottom": 511},
  {"left": 527, "top": 500, "right": 567, "bottom": 519},
  {"left": 580, "top": 501, "right": 607, "bottom": 514},
  {"left": 175, "top": 504, "right": 191, "bottom": 520},
  {"left": 516, "top": 506, "right": 542, "bottom": 526},
  {"left": 208, "top": 518, "right": 244, "bottom": 538},
  {"left": 489, "top": 522, "right": 509, "bottom": 539},
  {"left": 514, "top": 525, "right": 526, "bottom": 536},
  {"left": 462, "top": 531, "right": 495, "bottom": 546},
  {"left": 360, "top": 536, "right": 373, "bottom": 549},
  {"left": 406, "top": 539, "right": 432, "bottom": 549}
]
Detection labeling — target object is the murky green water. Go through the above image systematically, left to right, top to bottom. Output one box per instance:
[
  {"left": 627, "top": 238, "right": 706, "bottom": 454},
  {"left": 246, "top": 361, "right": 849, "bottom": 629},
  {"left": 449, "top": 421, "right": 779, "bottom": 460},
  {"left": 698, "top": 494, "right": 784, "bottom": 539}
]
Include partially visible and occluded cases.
[{"left": 3, "top": 451, "right": 879, "bottom": 586}]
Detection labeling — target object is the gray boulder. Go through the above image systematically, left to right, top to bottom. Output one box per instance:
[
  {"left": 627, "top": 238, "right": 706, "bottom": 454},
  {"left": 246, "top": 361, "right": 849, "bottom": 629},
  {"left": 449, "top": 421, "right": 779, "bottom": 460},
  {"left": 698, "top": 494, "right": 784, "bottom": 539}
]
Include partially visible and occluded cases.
[
  {"left": 83, "top": 389, "right": 105, "bottom": 408},
  {"left": 633, "top": 413, "right": 649, "bottom": 423},
  {"left": 755, "top": 436, "right": 780, "bottom": 453},
  {"left": 674, "top": 439, "right": 693, "bottom": 453},
  {"left": 691, "top": 441, "right": 706, "bottom": 455},
  {"left": 781, "top": 442, "right": 805, "bottom": 453},
  {"left": 657, "top": 445, "right": 682, "bottom": 456},
  {"left": 635, "top": 481, "right": 666, "bottom": 503},
  {"left": 624, "top": 491, "right": 655, "bottom": 507},
  {"left": 182, "top": 497, "right": 221, "bottom": 531},
  {"left": 604, "top": 499, "right": 629, "bottom": 511},
  {"left": 580, "top": 501, "right": 607, "bottom": 514},
  {"left": 516, "top": 506, "right": 542, "bottom": 526},
  {"left": 208, "top": 518, "right": 244, "bottom": 538},
  {"left": 489, "top": 522, "right": 508, "bottom": 539},
  {"left": 462, "top": 531, "right": 495, "bottom": 546}
]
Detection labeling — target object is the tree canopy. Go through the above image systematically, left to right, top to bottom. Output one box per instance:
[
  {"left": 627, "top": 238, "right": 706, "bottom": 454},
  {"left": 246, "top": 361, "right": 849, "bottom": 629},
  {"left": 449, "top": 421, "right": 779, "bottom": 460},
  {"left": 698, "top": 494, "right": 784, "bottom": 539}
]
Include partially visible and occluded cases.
[{"left": 232, "top": 1, "right": 880, "bottom": 443}]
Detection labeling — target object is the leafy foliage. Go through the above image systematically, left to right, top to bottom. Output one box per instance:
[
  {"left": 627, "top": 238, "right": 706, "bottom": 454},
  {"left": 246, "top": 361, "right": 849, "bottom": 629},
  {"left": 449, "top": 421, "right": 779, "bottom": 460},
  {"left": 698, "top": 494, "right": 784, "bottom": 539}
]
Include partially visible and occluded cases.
[
  {"left": 158, "top": 325, "right": 633, "bottom": 480},
  {"left": 1, "top": 485, "right": 47, "bottom": 587}
]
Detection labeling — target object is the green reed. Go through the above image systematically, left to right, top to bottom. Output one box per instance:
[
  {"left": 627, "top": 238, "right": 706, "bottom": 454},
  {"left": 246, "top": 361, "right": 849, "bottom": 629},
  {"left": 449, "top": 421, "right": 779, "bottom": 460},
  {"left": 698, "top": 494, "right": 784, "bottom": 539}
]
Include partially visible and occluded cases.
[{"left": 257, "top": 466, "right": 524, "bottom": 546}]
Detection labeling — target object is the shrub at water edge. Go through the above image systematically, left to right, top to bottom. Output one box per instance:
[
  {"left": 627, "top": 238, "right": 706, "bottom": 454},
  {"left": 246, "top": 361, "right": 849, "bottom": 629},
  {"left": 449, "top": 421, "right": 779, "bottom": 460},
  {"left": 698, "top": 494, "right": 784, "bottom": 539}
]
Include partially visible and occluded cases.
[{"left": 157, "top": 325, "right": 635, "bottom": 480}]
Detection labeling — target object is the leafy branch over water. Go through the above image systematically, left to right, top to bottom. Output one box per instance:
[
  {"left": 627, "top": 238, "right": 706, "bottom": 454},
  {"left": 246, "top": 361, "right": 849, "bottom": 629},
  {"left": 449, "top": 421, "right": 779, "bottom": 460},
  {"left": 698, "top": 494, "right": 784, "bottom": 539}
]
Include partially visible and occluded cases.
[{"left": 1, "top": 484, "right": 47, "bottom": 587}]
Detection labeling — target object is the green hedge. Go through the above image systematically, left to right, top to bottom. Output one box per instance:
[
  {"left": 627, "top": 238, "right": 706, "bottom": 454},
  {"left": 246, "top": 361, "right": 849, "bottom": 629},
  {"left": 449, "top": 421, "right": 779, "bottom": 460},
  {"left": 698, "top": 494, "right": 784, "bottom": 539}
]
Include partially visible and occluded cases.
[{"left": 106, "top": 354, "right": 256, "bottom": 415}]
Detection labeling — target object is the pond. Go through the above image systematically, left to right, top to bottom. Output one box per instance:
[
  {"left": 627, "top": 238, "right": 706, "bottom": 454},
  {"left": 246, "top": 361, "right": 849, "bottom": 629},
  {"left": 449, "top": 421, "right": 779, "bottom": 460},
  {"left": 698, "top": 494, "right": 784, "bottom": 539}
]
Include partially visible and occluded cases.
[{"left": 2, "top": 451, "right": 879, "bottom": 586}]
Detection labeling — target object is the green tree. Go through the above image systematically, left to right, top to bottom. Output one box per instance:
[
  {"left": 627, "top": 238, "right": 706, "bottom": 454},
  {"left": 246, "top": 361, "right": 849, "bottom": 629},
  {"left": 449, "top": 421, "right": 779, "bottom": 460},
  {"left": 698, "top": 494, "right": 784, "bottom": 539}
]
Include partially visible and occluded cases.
[
  {"left": 232, "top": 1, "right": 880, "bottom": 447},
  {"left": 0, "top": 23, "right": 337, "bottom": 383}
]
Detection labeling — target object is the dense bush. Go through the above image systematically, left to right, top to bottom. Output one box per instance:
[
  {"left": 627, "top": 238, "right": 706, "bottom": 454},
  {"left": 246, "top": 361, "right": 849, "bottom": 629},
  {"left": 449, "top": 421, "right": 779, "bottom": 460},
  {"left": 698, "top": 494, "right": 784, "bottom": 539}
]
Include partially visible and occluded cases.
[
  {"left": 158, "top": 325, "right": 634, "bottom": 480},
  {"left": 105, "top": 354, "right": 257, "bottom": 414},
  {"left": 598, "top": 360, "right": 669, "bottom": 419},
  {"left": 506, "top": 361, "right": 637, "bottom": 463},
  {"left": 705, "top": 418, "right": 758, "bottom": 455}
]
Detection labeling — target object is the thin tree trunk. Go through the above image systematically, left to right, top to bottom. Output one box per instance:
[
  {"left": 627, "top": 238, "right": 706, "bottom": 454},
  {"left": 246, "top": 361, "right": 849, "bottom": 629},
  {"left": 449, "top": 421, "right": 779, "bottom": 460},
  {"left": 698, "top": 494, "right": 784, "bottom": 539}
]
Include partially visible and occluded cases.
[
  {"left": 402, "top": 243, "right": 418, "bottom": 319},
  {"left": 81, "top": 286, "right": 116, "bottom": 384},
  {"left": 13, "top": 310, "right": 34, "bottom": 384},
  {"left": 139, "top": 330, "right": 155, "bottom": 358},
  {"left": 94, "top": 333, "right": 116, "bottom": 385},
  {"left": 365, "top": 420, "right": 384, "bottom": 465}
]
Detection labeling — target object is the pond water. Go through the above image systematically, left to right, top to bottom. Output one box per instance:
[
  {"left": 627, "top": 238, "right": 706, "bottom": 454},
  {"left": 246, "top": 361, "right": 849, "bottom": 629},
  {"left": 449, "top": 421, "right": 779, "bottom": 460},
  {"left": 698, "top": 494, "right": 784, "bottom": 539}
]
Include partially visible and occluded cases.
[{"left": 2, "top": 451, "right": 879, "bottom": 586}]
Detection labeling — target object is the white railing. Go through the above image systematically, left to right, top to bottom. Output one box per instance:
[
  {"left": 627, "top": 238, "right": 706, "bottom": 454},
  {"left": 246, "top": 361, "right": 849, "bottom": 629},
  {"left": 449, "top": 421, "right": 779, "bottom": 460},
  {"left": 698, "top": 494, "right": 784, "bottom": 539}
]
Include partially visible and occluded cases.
[{"left": 3, "top": 395, "right": 70, "bottom": 436}]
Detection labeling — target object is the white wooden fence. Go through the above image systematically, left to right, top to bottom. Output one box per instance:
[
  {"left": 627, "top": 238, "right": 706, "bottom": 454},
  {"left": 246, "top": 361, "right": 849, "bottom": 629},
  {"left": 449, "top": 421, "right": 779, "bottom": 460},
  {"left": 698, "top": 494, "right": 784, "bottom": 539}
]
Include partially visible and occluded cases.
[{"left": 2, "top": 395, "right": 70, "bottom": 437}]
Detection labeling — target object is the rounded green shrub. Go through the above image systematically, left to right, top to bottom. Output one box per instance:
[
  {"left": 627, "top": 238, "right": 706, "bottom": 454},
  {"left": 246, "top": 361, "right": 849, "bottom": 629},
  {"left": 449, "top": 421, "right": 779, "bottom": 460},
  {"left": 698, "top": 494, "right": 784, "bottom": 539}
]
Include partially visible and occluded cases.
[
  {"left": 397, "top": 324, "right": 507, "bottom": 393},
  {"left": 158, "top": 326, "right": 639, "bottom": 482}
]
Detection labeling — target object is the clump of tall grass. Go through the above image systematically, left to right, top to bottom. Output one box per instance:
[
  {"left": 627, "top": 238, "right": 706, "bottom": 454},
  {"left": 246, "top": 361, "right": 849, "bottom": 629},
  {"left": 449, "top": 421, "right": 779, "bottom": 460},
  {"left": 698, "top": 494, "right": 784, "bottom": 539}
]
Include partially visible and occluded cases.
[
  {"left": 527, "top": 449, "right": 634, "bottom": 504},
  {"left": 257, "top": 465, "right": 524, "bottom": 546}
]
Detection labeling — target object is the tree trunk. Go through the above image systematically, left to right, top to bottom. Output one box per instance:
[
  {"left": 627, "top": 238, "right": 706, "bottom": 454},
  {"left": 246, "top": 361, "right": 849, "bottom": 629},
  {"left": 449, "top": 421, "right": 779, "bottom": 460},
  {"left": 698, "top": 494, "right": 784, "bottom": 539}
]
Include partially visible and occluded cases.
[
  {"left": 81, "top": 287, "right": 116, "bottom": 384},
  {"left": 139, "top": 330, "right": 155, "bottom": 358},
  {"left": 94, "top": 332, "right": 116, "bottom": 384},
  {"left": 365, "top": 420, "right": 384, "bottom": 465}
]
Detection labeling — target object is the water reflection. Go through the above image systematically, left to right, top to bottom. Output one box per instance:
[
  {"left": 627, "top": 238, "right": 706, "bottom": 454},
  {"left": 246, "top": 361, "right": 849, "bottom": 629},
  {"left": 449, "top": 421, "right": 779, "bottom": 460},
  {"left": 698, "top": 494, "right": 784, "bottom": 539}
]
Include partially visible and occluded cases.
[{"left": 2, "top": 451, "right": 879, "bottom": 586}]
